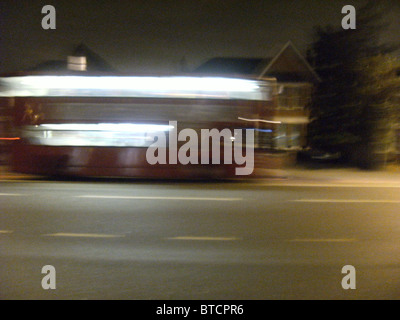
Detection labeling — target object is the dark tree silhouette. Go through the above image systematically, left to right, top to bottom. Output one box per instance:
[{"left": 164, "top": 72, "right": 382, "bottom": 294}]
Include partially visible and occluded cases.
[{"left": 307, "top": 1, "right": 400, "bottom": 168}]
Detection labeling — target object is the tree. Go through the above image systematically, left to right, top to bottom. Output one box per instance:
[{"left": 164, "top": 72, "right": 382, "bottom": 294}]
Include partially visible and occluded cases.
[
  {"left": 307, "top": 1, "right": 400, "bottom": 168},
  {"left": 354, "top": 54, "right": 400, "bottom": 168}
]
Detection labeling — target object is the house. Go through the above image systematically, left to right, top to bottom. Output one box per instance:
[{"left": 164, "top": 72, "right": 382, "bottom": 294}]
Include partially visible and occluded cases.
[
  {"left": 194, "top": 41, "right": 320, "bottom": 162},
  {"left": 28, "top": 43, "right": 116, "bottom": 73}
]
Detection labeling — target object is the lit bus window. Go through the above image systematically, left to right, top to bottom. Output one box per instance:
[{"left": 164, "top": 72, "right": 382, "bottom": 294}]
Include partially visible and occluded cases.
[
  {"left": 0, "top": 76, "right": 271, "bottom": 101},
  {"left": 20, "top": 123, "right": 174, "bottom": 147}
]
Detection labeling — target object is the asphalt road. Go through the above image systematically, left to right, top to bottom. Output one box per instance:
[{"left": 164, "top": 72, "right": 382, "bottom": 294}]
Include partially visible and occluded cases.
[{"left": 1, "top": 178, "right": 400, "bottom": 300}]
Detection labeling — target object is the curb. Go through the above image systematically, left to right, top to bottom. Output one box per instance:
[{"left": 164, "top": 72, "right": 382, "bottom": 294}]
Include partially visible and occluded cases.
[{"left": 1, "top": 166, "right": 400, "bottom": 185}]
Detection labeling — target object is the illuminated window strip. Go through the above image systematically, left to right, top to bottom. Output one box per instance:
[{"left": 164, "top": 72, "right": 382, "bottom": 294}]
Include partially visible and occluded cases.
[
  {"left": 0, "top": 76, "right": 270, "bottom": 100},
  {"left": 20, "top": 123, "right": 174, "bottom": 147},
  {"left": 37, "top": 123, "right": 174, "bottom": 132}
]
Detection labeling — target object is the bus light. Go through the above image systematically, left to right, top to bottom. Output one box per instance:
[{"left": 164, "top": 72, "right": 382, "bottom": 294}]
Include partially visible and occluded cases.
[{"left": 0, "top": 137, "right": 20, "bottom": 141}]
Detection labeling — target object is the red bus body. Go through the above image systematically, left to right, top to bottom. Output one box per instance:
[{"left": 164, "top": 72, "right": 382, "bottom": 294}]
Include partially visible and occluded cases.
[{"left": 1, "top": 74, "right": 279, "bottom": 179}]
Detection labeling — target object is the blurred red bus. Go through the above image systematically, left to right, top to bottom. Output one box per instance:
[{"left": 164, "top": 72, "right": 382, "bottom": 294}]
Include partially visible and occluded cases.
[{"left": 0, "top": 73, "right": 278, "bottom": 179}]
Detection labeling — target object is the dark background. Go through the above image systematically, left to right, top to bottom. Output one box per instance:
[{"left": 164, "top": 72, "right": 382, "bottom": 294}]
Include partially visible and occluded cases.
[{"left": 1, "top": 0, "right": 399, "bottom": 74}]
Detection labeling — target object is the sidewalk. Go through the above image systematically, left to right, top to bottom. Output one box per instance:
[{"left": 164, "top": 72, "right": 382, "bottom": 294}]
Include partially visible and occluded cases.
[
  {"left": 2, "top": 164, "right": 400, "bottom": 185},
  {"left": 280, "top": 164, "right": 400, "bottom": 185}
]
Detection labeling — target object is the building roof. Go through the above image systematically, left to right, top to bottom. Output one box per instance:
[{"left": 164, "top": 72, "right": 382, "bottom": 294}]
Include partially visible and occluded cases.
[
  {"left": 194, "top": 41, "right": 320, "bottom": 83},
  {"left": 28, "top": 43, "right": 115, "bottom": 73},
  {"left": 194, "top": 57, "right": 269, "bottom": 76}
]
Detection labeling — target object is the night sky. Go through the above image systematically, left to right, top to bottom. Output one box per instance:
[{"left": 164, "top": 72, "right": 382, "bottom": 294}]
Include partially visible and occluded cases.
[{"left": 1, "top": 0, "right": 399, "bottom": 74}]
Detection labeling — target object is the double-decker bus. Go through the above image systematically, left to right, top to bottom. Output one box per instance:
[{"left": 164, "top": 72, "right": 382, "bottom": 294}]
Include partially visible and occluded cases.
[{"left": 0, "top": 72, "right": 279, "bottom": 179}]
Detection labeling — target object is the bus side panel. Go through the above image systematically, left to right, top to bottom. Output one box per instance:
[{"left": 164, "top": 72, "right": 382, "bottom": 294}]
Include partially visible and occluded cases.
[{"left": 11, "top": 144, "right": 239, "bottom": 179}]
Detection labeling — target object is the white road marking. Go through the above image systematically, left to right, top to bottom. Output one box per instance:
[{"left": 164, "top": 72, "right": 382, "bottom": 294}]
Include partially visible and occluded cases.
[
  {"left": 0, "top": 193, "right": 25, "bottom": 196},
  {"left": 77, "top": 195, "right": 242, "bottom": 201},
  {"left": 290, "top": 199, "right": 400, "bottom": 203},
  {"left": 0, "top": 230, "right": 13, "bottom": 234},
  {"left": 43, "top": 233, "right": 125, "bottom": 238},
  {"left": 167, "top": 236, "right": 240, "bottom": 241},
  {"left": 287, "top": 238, "right": 357, "bottom": 242}
]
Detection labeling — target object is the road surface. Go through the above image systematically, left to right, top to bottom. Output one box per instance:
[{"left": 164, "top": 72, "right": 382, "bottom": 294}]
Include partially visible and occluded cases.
[{"left": 1, "top": 177, "right": 400, "bottom": 299}]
